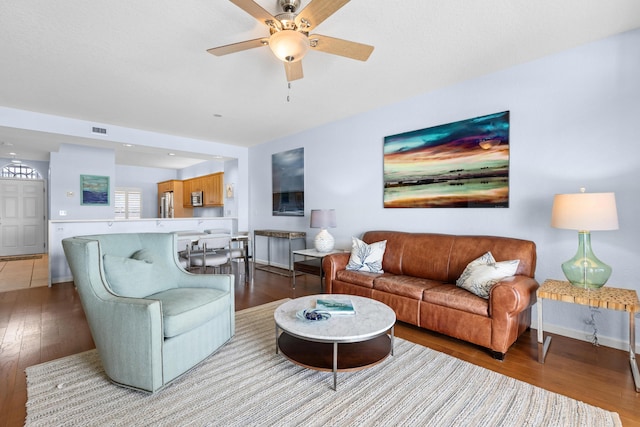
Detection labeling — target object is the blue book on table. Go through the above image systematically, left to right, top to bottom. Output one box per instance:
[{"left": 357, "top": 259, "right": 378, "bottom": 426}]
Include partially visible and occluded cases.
[{"left": 315, "top": 298, "right": 355, "bottom": 315}]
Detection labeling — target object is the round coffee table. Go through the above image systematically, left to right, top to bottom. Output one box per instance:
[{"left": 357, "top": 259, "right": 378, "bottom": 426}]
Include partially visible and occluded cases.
[{"left": 274, "top": 294, "right": 396, "bottom": 390}]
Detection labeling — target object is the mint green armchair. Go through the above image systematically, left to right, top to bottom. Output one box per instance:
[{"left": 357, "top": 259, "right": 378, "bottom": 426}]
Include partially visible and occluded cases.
[{"left": 62, "top": 232, "right": 235, "bottom": 393}]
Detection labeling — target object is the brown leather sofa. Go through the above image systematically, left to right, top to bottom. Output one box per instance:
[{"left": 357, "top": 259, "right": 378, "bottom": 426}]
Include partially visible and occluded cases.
[{"left": 322, "top": 231, "right": 538, "bottom": 359}]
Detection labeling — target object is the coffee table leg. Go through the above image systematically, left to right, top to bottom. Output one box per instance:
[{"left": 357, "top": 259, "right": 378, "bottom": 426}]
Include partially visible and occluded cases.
[
  {"left": 275, "top": 325, "right": 279, "bottom": 354},
  {"left": 391, "top": 326, "right": 395, "bottom": 356},
  {"left": 333, "top": 342, "right": 338, "bottom": 391}
]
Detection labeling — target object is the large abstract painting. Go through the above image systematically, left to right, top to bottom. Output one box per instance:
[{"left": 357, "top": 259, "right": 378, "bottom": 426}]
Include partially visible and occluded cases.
[
  {"left": 383, "top": 111, "right": 510, "bottom": 208},
  {"left": 272, "top": 147, "right": 304, "bottom": 216}
]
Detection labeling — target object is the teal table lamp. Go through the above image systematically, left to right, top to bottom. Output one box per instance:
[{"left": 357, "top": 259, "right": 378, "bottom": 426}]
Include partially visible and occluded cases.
[{"left": 551, "top": 189, "right": 619, "bottom": 289}]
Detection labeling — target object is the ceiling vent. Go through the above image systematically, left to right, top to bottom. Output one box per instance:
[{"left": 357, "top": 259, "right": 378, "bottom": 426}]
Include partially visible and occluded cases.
[{"left": 92, "top": 126, "right": 107, "bottom": 135}]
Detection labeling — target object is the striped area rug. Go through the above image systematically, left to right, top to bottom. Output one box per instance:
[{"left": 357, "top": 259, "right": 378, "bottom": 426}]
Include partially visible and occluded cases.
[{"left": 25, "top": 300, "right": 621, "bottom": 426}]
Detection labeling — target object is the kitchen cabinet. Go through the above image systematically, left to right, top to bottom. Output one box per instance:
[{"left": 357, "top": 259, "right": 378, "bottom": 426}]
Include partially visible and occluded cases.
[
  {"left": 182, "top": 172, "right": 224, "bottom": 208},
  {"left": 203, "top": 172, "right": 223, "bottom": 206},
  {"left": 182, "top": 178, "right": 194, "bottom": 207}
]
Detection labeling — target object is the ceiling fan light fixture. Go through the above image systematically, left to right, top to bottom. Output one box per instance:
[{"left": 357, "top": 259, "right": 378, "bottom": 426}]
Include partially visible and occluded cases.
[{"left": 269, "top": 30, "right": 309, "bottom": 63}]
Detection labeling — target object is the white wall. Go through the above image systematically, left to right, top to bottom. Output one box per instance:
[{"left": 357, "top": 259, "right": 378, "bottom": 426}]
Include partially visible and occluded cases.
[{"left": 249, "top": 29, "right": 640, "bottom": 350}]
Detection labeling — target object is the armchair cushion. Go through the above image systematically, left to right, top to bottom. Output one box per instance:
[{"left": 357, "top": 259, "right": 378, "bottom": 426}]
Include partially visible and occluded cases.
[
  {"left": 132, "top": 248, "right": 155, "bottom": 263},
  {"left": 103, "top": 254, "right": 156, "bottom": 298},
  {"left": 148, "top": 288, "right": 230, "bottom": 338}
]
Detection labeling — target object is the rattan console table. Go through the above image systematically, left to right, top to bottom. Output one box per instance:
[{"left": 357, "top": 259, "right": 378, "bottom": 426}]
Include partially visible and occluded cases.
[{"left": 537, "top": 279, "right": 640, "bottom": 392}]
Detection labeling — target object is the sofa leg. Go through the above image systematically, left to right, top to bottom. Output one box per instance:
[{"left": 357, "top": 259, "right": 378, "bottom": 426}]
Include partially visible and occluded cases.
[{"left": 491, "top": 351, "right": 505, "bottom": 361}]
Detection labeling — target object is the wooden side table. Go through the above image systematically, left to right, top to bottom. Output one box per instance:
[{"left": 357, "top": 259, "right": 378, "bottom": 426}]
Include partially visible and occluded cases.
[{"left": 537, "top": 279, "right": 640, "bottom": 392}]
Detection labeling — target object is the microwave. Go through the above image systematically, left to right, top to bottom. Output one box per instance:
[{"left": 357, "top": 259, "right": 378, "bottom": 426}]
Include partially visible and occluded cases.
[{"left": 191, "top": 191, "right": 203, "bottom": 207}]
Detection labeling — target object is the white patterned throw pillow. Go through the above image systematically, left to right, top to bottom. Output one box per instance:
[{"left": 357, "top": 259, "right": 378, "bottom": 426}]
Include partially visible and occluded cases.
[
  {"left": 346, "top": 237, "right": 387, "bottom": 273},
  {"left": 456, "top": 251, "right": 520, "bottom": 299}
]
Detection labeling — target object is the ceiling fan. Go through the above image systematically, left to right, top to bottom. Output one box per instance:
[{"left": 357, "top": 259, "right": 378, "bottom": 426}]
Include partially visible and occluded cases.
[{"left": 207, "top": 0, "right": 374, "bottom": 82}]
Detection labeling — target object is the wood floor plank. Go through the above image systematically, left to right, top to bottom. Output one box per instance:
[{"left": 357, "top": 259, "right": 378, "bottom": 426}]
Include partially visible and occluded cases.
[{"left": 0, "top": 263, "right": 638, "bottom": 426}]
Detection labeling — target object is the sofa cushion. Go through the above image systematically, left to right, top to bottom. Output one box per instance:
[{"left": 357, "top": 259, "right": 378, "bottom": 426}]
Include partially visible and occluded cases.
[
  {"left": 346, "top": 237, "right": 387, "bottom": 273},
  {"left": 456, "top": 252, "right": 519, "bottom": 299},
  {"left": 103, "top": 254, "right": 156, "bottom": 298},
  {"left": 335, "top": 269, "right": 382, "bottom": 288},
  {"left": 373, "top": 275, "right": 446, "bottom": 299},
  {"left": 422, "top": 284, "right": 490, "bottom": 317},
  {"left": 147, "top": 288, "right": 230, "bottom": 338}
]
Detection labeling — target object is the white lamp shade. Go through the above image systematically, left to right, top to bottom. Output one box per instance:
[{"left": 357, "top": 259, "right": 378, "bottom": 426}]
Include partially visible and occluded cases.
[
  {"left": 269, "top": 30, "right": 309, "bottom": 63},
  {"left": 551, "top": 192, "right": 619, "bottom": 231},
  {"left": 310, "top": 209, "right": 337, "bottom": 228}
]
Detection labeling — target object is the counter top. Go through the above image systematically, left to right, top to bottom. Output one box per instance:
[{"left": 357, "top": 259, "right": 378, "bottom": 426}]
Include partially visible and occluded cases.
[{"left": 50, "top": 217, "right": 237, "bottom": 223}]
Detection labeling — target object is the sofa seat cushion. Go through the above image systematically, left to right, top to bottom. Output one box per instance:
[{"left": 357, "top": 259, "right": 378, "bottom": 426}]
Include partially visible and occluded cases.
[
  {"left": 335, "top": 270, "right": 384, "bottom": 288},
  {"left": 374, "top": 275, "right": 446, "bottom": 300},
  {"left": 422, "top": 284, "right": 489, "bottom": 317},
  {"left": 147, "top": 288, "right": 230, "bottom": 338}
]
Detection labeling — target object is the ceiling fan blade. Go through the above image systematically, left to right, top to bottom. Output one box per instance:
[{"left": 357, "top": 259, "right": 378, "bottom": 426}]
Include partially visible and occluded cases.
[
  {"left": 230, "top": 0, "right": 281, "bottom": 30},
  {"left": 295, "top": 0, "right": 350, "bottom": 32},
  {"left": 309, "top": 34, "right": 374, "bottom": 61},
  {"left": 207, "top": 38, "right": 268, "bottom": 56},
  {"left": 284, "top": 61, "right": 304, "bottom": 81}
]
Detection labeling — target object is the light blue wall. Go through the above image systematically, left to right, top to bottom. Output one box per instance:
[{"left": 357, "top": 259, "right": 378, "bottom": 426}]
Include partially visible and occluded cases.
[
  {"left": 249, "top": 29, "right": 640, "bottom": 349},
  {"left": 1, "top": 107, "right": 251, "bottom": 231},
  {"left": 50, "top": 144, "right": 116, "bottom": 220},
  {"left": 179, "top": 159, "right": 224, "bottom": 180},
  {"left": 115, "top": 164, "right": 176, "bottom": 218}
]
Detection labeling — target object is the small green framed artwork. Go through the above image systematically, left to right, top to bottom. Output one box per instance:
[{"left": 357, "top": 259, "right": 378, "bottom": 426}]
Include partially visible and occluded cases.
[{"left": 81, "top": 175, "right": 110, "bottom": 205}]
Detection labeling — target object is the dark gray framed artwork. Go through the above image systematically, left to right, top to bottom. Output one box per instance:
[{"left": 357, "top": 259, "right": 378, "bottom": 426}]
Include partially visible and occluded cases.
[
  {"left": 383, "top": 111, "right": 510, "bottom": 208},
  {"left": 272, "top": 147, "right": 304, "bottom": 216}
]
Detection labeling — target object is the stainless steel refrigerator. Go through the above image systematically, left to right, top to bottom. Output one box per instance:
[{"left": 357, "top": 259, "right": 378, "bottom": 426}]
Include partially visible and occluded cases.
[{"left": 160, "top": 191, "right": 174, "bottom": 218}]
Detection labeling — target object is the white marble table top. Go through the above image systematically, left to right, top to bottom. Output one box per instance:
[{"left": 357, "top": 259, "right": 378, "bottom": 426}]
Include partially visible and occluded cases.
[
  {"left": 291, "top": 248, "right": 347, "bottom": 257},
  {"left": 274, "top": 294, "right": 396, "bottom": 343}
]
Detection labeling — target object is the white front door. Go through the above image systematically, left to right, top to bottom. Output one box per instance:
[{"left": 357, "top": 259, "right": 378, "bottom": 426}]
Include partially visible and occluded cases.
[{"left": 0, "top": 179, "right": 46, "bottom": 256}]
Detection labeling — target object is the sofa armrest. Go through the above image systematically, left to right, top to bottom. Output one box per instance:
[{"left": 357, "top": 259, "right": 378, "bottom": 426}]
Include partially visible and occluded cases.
[
  {"left": 323, "top": 253, "right": 351, "bottom": 293},
  {"left": 489, "top": 275, "right": 539, "bottom": 317}
]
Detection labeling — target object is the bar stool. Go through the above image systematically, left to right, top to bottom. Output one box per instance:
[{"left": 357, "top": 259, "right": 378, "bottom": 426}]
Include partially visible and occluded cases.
[
  {"left": 190, "top": 235, "right": 231, "bottom": 273},
  {"left": 176, "top": 238, "right": 194, "bottom": 271}
]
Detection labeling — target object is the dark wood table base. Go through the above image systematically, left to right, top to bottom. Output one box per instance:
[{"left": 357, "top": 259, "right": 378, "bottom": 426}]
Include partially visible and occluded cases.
[{"left": 277, "top": 332, "right": 392, "bottom": 389}]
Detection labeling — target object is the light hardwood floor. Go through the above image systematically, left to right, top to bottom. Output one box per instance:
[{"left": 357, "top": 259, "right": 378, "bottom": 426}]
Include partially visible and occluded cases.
[
  {"left": 0, "top": 255, "right": 48, "bottom": 293},
  {"left": 1, "top": 263, "right": 639, "bottom": 426}
]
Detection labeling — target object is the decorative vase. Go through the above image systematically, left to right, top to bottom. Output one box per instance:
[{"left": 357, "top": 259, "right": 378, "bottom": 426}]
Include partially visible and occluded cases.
[
  {"left": 314, "top": 228, "right": 335, "bottom": 253},
  {"left": 562, "top": 231, "right": 612, "bottom": 289}
]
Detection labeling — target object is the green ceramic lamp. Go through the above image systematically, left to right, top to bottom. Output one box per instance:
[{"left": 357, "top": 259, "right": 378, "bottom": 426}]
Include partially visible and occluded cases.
[{"left": 551, "top": 189, "right": 619, "bottom": 289}]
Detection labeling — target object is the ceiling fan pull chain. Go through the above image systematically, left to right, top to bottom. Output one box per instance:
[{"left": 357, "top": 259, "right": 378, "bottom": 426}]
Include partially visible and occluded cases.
[{"left": 287, "top": 82, "right": 292, "bottom": 102}]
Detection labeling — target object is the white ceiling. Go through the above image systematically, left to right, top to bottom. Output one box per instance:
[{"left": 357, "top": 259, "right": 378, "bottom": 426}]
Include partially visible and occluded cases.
[{"left": 1, "top": 0, "right": 640, "bottom": 168}]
